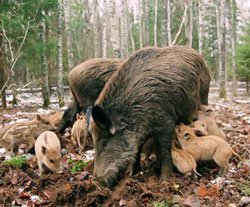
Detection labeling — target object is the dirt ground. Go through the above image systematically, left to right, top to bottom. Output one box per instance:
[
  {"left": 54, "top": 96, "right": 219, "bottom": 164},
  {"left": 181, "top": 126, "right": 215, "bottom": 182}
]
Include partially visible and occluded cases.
[{"left": 0, "top": 100, "right": 249, "bottom": 207}]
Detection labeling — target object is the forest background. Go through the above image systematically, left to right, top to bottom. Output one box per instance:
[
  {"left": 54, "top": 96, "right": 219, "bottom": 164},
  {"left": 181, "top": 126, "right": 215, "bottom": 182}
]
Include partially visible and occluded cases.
[{"left": 0, "top": 0, "right": 250, "bottom": 109}]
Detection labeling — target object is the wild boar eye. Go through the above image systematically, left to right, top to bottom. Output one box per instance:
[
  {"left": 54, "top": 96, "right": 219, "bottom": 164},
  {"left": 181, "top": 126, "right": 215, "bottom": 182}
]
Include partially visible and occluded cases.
[{"left": 100, "top": 139, "right": 107, "bottom": 148}]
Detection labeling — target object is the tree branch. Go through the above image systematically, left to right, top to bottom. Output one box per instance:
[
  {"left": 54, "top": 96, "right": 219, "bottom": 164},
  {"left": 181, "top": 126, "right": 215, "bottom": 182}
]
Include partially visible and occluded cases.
[
  {"left": 171, "top": 3, "right": 188, "bottom": 45},
  {"left": 0, "top": 4, "right": 40, "bottom": 95},
  {"left": 1, "top": 21, "right": 14, "bottom": 62}
]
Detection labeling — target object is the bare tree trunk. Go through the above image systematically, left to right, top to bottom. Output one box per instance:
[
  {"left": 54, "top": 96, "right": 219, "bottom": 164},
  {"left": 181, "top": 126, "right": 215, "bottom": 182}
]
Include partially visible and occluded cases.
[
  {"left": 57, "top": 0, "right": 65, "bottom": 107},
  {"left": 64, "top": 0, "right": 74, "bottom": 70},
  {"left": 92, "top": 0, "right": 101, "bottom": 58},
  {"left": 92, "top": 0, "right": 98, "bottom": 58},
  {"left": 102, "top": 0, "right": 107, "bottom": 58},
  {"left": 121, "top": 0, "right": 129, "bottom": 58},
  {"left": 138, "top": 0, "right": 143, "bottom": 48},
  {"left": 142, "top": 0, "right": 149, "bottom": 46},
  {"left": 154, "top": 0, "right": 158, "bottom": 46},
  {"left": 161, "top": 0, "right": 168, "bottom": 46},
  {"left": 167, "top": 0, "right": 172, "bottom": 45},
  {"left": 184, "top": 0, "right": 190, "bottom": 45},
  {"left": 189, "top": 0, "right": 193, "bottom": 47},
  {"left": 197, "top": 0, "right": 204, "bottom": 54},
  {"left": 218, "top": 0, "right": 227, "bottom": 99},
  {"left": 230, "top": 0, "right": 237, "bottom": 98},
  {"left": 108, "top": 1, "right": 121, "bottom": 57},
  {"left": 127, "top": 3, "right": 135, "bottom": 52},
  {"left": 45, "top": 10, "right": 53, "bottom": 92},
  {"left": 41, "top": 16, "right": 50, "bottom": 108},
  {"left": 0, "top": 35, "right": 7, "bottom": 110},
  {"left": 247, "top": 77, "right": 249, "bottom": 95}
]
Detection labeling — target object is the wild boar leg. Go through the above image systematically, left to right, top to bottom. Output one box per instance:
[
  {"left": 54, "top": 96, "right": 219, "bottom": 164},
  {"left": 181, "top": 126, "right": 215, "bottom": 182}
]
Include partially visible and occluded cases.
[
  {"left": 57, "top": 101, "right": 79, "bottom": 133},
  {"left": 156, "top": 121, "right": 175, "bottom": 181},
  {"left": 82, "top": 129, "right": 89, "bottom": 151},
  {"left": 10, "top": 136, "right": 19, "bottom": 156},
  {"left": 25, "top": 137, "right": 36, "bottom": 153},
  {"left": 130, "top": 144, "right": 143, "bottom": 176}
]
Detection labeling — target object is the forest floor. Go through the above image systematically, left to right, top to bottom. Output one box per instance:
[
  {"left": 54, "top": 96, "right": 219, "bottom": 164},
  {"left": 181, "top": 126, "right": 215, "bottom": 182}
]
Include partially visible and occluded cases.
[{"left": 0, "top": 94, "right": 249, "bottom": 207}]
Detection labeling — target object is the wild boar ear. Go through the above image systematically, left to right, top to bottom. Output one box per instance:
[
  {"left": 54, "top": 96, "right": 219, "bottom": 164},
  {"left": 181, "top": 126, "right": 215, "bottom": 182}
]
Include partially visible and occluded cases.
[
  {"left": 92, "top": 105, "right": 115, "bottom": 134},
  {"left": 85, "top": 106, "right": 93, "bottom": 126},
  {"left": 175, "top": 126, "right": 180, "bottom": 134},
  {"left": 41, "top": 146, "right": 47, "bottom": 155}
]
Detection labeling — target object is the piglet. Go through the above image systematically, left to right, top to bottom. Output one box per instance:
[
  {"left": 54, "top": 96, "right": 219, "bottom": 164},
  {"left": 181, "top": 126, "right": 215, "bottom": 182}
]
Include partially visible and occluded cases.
[
  {"left": 0, "top": 114, "right": 56, "bottom": 156},
  {"left": 35, "top": 131, "right": 62, "bottom": 175}
]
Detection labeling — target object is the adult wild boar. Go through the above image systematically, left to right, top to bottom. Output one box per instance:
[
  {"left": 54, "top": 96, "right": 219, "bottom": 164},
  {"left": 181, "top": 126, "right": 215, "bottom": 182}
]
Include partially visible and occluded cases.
[
  {"left": 89, "top": 45, "right": 211, "bottom": 188},
  {"left": 57, "top": 58, "right": 123, "bottom": 133}
]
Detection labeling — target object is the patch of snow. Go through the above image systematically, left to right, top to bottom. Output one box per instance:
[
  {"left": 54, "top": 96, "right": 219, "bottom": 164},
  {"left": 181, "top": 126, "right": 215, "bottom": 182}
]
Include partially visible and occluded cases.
[
  {"left": 235, "top": 99, "right": 250, "bottom": 104},
  {"left": 61, "top": 106, "right": 68, "bottom": 110},
  {"left": 37, "top": 108, "right": 50, "bottom": 114},
  {"left": 3, "top": 114, "right": 14, "bottom": 118},
  {"left": 242, "top": 116, "right": 250, "bottom": 124},
  {"left": 16, "top": 119, "right": 30, "bottom": 123},
  {"left": 8, "top": 121, "right": 16, "bottom": 125},
  {"left": 222, "top": 123, "right": 233, "bottom": 132},
  {"left": 0, "top": 148, "right": 6, "bottom": 154},
  {"left": 61, "top": 148, "right": 68, "bottom": 155},
  {"left": 18, "top": 149, "right": 25, "bottom": 154},
  {"left": 83, "top": 149, "right": 95, "bottom": 162},
  {"left": 25, "top": 153, "right": 34, "bottom": 160},
  {"left": 66, "top": 153, "right": 79, "bottom": 160},
  {"left": 5, "top": 154, "right": 12, "bottom": 160},
  {"left": 229, "top": 169, "right": 238, "bottom": 173},
  {"left": 210, "top": 177, "right": 228, "bottom": 185},
  {"left": 18, "top": 187, "right": 25, "bottom": 193},
  {"left": 31, "top": 195, "right": 41, "bottom": 202},
  {"left": 239, "top": 196, "right": 250, "bottom": 206}
]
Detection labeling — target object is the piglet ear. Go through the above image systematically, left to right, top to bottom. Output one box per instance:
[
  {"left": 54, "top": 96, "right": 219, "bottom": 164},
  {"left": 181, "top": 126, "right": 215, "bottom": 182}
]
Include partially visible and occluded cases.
[
  {"left": 91, "top": 105, "right": 115, "bottom": 135},
  {"left": 205, "top": 108, "right": 213, "bottom": 115},
  {"left": 76, "top": 113, "right": 80, "bottom": 120},
  {"left": 36, "top": 114, "right": 42, "bottom": 121},
  {"left": 175, "top": 126, "right": 180, "bottom": 134},
  {"left": 41, "top": 146, "right": 47, "bottom": 155}
]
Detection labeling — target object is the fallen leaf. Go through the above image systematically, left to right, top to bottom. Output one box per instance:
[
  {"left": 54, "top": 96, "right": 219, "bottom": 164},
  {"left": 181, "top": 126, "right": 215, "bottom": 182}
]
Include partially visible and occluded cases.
[
  {"left": 75, "top": 171, "right": 90, "bottom": 180},
  {"left": 11, "top": 173, "right": 19, "bottom": 185},
  {"left": 63, "top": 183, "right": 72, "bottom": 192},
  {"left": 197, "top": 183, "right": 220, "bottom": 198},
  {"left": 43, "top": 188, "right": 57, "bottom": 200},
  {"left": 19, "top": 191, "right": 31, "bottom": 199},
  {"left": 183, "top": 196, "right": 201, "bottom": 207},
  {"left": 239, "top": 196, "right": 250, "bottom": 206},
  {"left": 119, "top": 199, "right": 127, "bottom": 206}
]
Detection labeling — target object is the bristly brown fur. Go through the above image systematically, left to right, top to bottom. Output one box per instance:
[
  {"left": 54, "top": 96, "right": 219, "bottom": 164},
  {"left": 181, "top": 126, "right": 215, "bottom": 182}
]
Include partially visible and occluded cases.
[
  {"left": 92, "top": 45, "right": 211, "bottom": 188},
  {"left": 57, "top": 58, "right": 123, "bottom": 133},
  {"left": 69, "top": 58, "right": 123, "bottom": 110}
]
